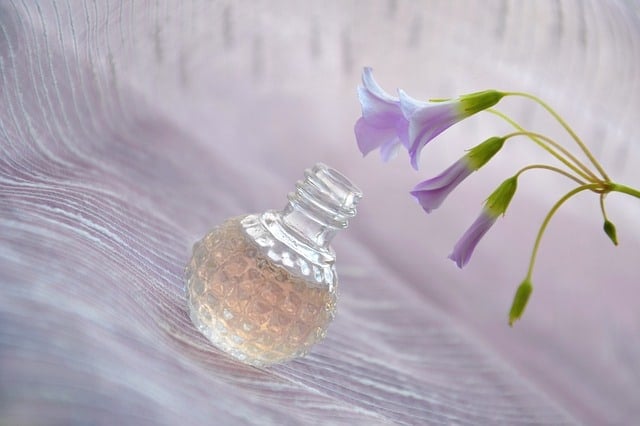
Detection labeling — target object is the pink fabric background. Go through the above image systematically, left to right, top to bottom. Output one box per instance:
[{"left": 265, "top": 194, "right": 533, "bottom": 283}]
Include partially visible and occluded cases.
[{"left": 1, "top": 1, "right": 639, "bottom": 424}]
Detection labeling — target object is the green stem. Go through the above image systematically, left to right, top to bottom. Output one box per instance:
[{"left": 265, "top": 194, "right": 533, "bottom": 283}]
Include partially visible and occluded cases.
[
  {"left": 504, "top": 91, "right": 610, "bottom": 181},
  {"left": 486, "top": 109, "right": 599, "bottom": 182},
  {"left": 504, "top": 130, "right": 598, "bottom": 182},
  {"left": 515, "top": 164, "right": 588, "bottom": 186},
  {"left": 525, "top": 183, "right": 603, "bottom": 279},
  {"left": 611, "top": 183, "right": 640, "bottom": 199},
  {"left": 599, "top": 193, "right": 609, "bottom": 221}
]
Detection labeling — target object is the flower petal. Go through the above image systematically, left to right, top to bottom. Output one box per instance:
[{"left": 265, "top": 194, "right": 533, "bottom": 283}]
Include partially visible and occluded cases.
[
  {"left": 361, "top": 67, "right": 399, "bottom": 104},
  {"left": 355, "top": 68, "right": 410, "bottom": 160},
  {"left": 357, "top": 85, "right": 401, "bottom": 123},
  {"left": 397, "top": 89, "right": 430, "bottom": 119},
  {"left": 399, "top": 91, "right": 460, "bottom": 170},
  {"left": 354, "top": 117, "right": 401, "bottom": 159},
  {"left": 379, "top": 137, "right": 403, "bottom": 161},
  {"left": 410, "top": 159, "right": 472, "bottom": 213},
  {"left": 449, "top": 210, "right": 497, "bottom": 268}
]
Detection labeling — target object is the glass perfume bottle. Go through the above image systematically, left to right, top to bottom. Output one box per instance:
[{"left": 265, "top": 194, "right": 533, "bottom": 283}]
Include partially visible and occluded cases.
[{"left": 185, "top": 163, "right": 362, "bottom": 367}]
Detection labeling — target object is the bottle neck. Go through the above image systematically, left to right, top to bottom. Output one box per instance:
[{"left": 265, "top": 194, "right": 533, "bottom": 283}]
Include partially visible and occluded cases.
[
  {"left": 262, "top": 163, "right": 362, "bottom": 263},
  {"left": 281, "top": 205, "right": 336, "bottom": 249}
]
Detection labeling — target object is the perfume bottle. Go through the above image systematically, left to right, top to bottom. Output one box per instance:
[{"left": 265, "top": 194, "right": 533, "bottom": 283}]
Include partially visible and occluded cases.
[{"left": 185, "top": 163, "right": 362, "bottom": 367}]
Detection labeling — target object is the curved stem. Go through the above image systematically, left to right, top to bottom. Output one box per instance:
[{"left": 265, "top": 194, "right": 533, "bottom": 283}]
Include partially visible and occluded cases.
[
  {"left": 504, "top": 92, "right": 610, "bottom": 181},
  {"left": 487, "top": 109, "right": 599, "bottom": 182},
  {"left": 504, "top": 130, "right": 599, "bottom": 182},
  {"left": 514, "top": 164, "right": 588, "bottom": 186},
  {"left": 525, "top": 183, "right": 603, "bottom": 280},
  {"left": 611, "top": 183, "right": 640, "bottom": 199},
  {"left": 599, "top": 193, "right": 609, "bottom": 221}
]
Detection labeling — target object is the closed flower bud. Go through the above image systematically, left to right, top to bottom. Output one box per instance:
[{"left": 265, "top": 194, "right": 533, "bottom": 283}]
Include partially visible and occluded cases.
[
  {"left": 411, "top": 137, "right": 505, "bottom": 214},
  {"left": 448, "top": 176, "right": 519, "bottom": 268},
  {"left": 603, "top": 219, "right": 618, "bottom": 246},
  {"left": 509, "top": 279, "right": 533, "bottom": 326}
]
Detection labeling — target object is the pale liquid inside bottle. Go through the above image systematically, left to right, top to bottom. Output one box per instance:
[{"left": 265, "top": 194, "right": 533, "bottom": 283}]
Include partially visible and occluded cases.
[{"left": 186, "top": 216, "right": 337, "bottom": 367}]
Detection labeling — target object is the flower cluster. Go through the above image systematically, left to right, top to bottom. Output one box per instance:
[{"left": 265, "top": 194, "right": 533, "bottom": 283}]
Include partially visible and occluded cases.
[{"left": 355, "top": 68, "right": 640, "bottom": 325}]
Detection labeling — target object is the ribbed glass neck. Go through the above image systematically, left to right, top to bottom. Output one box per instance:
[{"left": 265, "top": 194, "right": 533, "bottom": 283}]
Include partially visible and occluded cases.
[{"left": 261, "top": 163, "right": 362, "bottom": 263}]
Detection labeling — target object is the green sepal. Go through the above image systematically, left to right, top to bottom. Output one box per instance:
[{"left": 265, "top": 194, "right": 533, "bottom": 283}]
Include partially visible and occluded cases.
[
  {"left": 459, "top": 90, "right": 505, "bottom": 116},
  {"left": 466, "top": 137, "right": 506, "bottom": 171},
  {"left": 485, "top": 176, "right": 518, "bottom": 217},
  {"left": 603, "top": 220, "right": 618, "bottom": 246},
  {"left": 509, "top": 279, "right": 533, "bottom": 326}
]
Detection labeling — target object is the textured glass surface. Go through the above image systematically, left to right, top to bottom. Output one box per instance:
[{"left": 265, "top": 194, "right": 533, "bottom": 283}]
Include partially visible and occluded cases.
[
  {"left": 186, "top": 164, "right": 360, "bottom": 366},
  {"left": 186, "top": 216, "right": 337, "bottom": 366}
]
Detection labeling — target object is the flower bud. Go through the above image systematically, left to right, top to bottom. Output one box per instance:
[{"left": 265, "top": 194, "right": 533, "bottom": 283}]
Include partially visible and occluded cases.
[
  {"left": 459, "top": 90, "right": 505, "bottom": 116},
  {"left": 465, "top": 136, "right": 506, "bottom": 171},
  {"left": 485, "top": 176, "right": 518, "bottom": 217},
  {"left": 603, "top": 220, "right": 618, "bottom": 246},
  {"left": 509, "top": 279, "right": 533, "bottom": 326}
]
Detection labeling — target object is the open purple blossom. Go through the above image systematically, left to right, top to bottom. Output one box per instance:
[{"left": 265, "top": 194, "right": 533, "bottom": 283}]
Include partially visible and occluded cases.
[
  {"left": 354, "top": 68, "right": 409, "bottom": 161},
  {"left": 355, "top": 68, "right": 503, "bottom": 167},
  {"left": 400, "top": 90, "right": 505, "bottom": 170},
  {"left": 399, "top": 92, "right": 466, "bottom": 170},
  {"left": 411, "top": 136, "right": 506, "bottom": 213},
  {"left": 449, "top": 176, "right": 518, "bottom": 268},
  {"left": 449, "top": 209, "right": 497, "bottom": 268}
]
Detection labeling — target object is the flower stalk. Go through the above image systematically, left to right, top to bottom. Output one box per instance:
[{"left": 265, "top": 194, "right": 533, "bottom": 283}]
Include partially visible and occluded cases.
[
  {"left": 355, "top": 67, "right": 640, "bottom": 325},
  {"left": 503, "top": 91, "right": 611, "bottom": 181}
]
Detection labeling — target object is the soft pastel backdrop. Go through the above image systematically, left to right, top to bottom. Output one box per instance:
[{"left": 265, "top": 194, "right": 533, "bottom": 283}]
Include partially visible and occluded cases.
[{"left": 1, "top": 1, "right": 639, "bottom": 424}]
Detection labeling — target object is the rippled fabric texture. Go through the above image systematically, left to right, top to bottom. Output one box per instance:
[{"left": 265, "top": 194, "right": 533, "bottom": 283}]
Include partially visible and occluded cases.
[{"left": 1, "top": 1, "right": 639, "bottom": 425}]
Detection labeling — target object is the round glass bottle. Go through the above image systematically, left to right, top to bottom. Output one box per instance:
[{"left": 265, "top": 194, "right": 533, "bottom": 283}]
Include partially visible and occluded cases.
[{"left": 185, "top": 163, "right": 362, "bottom": 367}]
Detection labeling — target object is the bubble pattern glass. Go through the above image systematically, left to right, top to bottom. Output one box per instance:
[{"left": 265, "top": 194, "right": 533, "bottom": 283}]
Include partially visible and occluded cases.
[
  {"left": 185, "top": 163, "right": 361, "bottom": 367},
  {"left": 186, "top": 217, "right": 337, "bottom": 366}
]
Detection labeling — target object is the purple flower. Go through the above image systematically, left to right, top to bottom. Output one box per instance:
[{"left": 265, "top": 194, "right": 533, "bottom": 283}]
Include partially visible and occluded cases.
[
  {"left": 354, "top": 67, "right": 504, "bottom": 168},
  {"left": 354, "top": 68, "right": 409, "bottom": 161},
  {"left": 400, "top": 90, "right": 505, "bottom": 170},
  {"left": 399, "top": 93, "right": 464, "bottom": 170},
  {"left": 410, "top": 136, "right": 506, "bottom": 213},
  {"left": 411, "top": 159, "right": 472, "bottom": 213},
  {"left": 449, "top": 176, "right": 518, "bottom": 268},
  {"left": 448, "top": 209, "right": 497, "bottom": 268}
]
